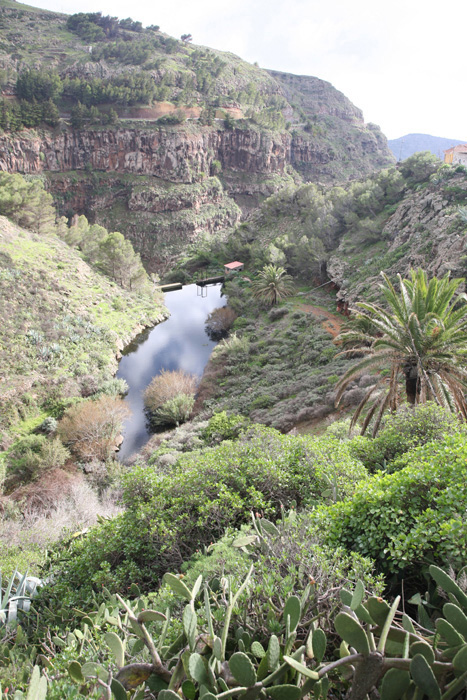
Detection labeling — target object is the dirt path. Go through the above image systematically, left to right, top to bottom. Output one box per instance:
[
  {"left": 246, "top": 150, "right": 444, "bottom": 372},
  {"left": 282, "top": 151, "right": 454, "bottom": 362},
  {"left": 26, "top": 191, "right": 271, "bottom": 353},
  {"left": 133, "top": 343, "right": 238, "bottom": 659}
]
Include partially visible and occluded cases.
[{"left": 298, "top": 304, "right": 343, "bottom": 337}]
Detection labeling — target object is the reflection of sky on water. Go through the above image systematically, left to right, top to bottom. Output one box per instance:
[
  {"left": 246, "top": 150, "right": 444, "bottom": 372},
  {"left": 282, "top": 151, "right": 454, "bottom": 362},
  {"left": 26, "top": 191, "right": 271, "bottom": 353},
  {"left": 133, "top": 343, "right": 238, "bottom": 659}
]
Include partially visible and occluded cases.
[{"left": 116, "top": 284, "right": 225, "bottom": 461}]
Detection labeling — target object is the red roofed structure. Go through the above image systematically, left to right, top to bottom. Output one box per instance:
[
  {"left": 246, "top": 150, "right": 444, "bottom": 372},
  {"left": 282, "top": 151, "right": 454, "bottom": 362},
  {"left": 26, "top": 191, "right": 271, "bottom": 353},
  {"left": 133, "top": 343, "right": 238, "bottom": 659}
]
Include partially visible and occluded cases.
[{"left": 224, "top": 261, "right": 244, "bottom": 273}]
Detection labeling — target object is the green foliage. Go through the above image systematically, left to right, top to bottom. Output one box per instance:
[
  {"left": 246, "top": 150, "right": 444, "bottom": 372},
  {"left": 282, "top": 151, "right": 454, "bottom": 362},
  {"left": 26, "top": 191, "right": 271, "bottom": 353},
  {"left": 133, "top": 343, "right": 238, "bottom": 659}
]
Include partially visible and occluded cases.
[
  {"left": 66, "top": 11, "right": 143, "bottom": 41},
  {"left": 16, "top": 70, "right": 63, "bottom": 103},
  {"left": 63, "top": 72, "right": 159, "bottom": 108},
  {"left": 0, "top": 97, "right": 60, "bottom": 131},
  {"left": 157, "top": 111, "right": 186, "bottom": 125},
  {"left": 399, "top": 151, "right": 441, "bottom": 183},
  {"left": 200, "top": 165, "right": 407, "bottom": 283},
  {"left": 0, "top": 173, "right": 56, "bottom": 234},
  {"left": 60, "top": 213, "right": 149, "bottom": 291},
  {"left": 97, "top": 231, "right": 148, "bottom": 290},
  {"left": 251, "top": 264, "right": 294, "bottom": 306},
  {"left": 335, "top": 269, "right": 467, "bottom": 435},
  {"left": 202, "top": 287, "right": 355, "bottom": 433},
  {"left": 95, "top": 378, "right": 129, "bottom": 398},
  {"left": 152, "top": 394, "right": 195, "bottom": 427},
  {"left": 350, "top": 402, "right": 464, "bottom": 471},
  {"left": 201, "top": 412, "right": 249, "bottom": 445},
  {"left": 39, "top": 417, "right": 58, "bottom": 434},
  {"left": 42, "top": 424, "right": 367, "bottom": 601},
  {"left": 319, "top": 432, "right": 467, "bottom": 575},
  {"left": 6, "top": 434, "right": 70, "bottom": 484},
  {"left": 184, "top": 511, "right": 382, "bottom": 638},
  {"left": 39, "top": 543, "right": 375, "bottom": 699},
  {"left": 30, "top": 551, "right": 467, "bottom": 699},
  {"left": 1, "top": 569, "right": 42, "bottom": 627}
]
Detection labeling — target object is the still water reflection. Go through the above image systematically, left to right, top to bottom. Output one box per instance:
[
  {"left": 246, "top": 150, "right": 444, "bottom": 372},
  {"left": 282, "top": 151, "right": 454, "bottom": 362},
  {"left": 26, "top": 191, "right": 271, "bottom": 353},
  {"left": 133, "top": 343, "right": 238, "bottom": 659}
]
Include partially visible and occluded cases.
[{"left": 116, "top": 283, "right": 225, "bottom": 461}]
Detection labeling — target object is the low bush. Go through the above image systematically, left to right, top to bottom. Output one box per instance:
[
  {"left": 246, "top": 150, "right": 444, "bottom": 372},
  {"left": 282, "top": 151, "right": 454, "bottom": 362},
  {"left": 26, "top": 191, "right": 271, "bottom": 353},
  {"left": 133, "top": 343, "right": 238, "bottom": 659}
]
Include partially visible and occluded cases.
[
  {"left": 268, "top": 305, "right": 289, "bottom": 321},
  {"left": 204, "top": 306, "right": 237, "bottom": 340},
  {"left": 211, "top": 332, "right": 249, "bottom": 359},
  {"left": 144, "top": 369, "right": 197, "bottom": 414},
  {"left": 96, "top": 377, "right": 129, "bottom": 397},
  {"left": 152, "top": 393, "right": 195, "bottom": 427},
  {"left": 58, "top": 396, "right": 129, "bottom": 461},
  {"left": 350, "top": 402, "right": 463, "bottom": 471},
  {"left": 201, "top": 411, "right": 249, "bottom": 445},
  {"left": 39, "top": 416, "right": 57, "bottom": 434},
  {"left": 43, "top": 425, "right": 367, "bottom": 603},
  {"left": 318, "top": 433, "right": 467, "bottom": 576},
  {"left": 6, "top": 435, "right": 70, "bottom": 484},
  {"left": 0, "top": 480, "right": 121, "bottom": 577},
  {"left": 183, "top": 512, "right": 383, "bottom": 637}
]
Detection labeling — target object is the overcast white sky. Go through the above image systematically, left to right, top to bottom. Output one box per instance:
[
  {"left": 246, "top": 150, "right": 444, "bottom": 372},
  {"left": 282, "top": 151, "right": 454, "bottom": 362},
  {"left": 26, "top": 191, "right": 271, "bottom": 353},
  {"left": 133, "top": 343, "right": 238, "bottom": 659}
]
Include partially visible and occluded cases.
[{"left": 23, "top": 0, "right": 467, "bottom": 140}]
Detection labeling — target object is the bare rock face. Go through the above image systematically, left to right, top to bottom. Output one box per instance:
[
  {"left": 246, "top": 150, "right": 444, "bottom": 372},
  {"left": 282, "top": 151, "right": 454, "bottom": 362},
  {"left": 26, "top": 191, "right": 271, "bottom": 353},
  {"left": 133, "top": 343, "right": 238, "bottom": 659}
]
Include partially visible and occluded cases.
[
  {"left": 269, "top": 70, "right": 364, "bottom": 124},
  {"left": 0, "top": 120, "right": 392, "bottom": 185},
  {"left": 0, "top": 127, "right": 290, "bottom": 181}
]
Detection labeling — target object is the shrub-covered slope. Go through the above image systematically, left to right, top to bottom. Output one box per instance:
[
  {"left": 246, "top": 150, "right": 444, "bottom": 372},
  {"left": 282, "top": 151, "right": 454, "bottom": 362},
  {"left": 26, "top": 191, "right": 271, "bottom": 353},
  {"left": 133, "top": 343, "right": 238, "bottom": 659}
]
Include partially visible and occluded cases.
[
  {"left": 203, "top": 154, "right": 467, "bottom": 305},
  {"left": 0, "top": 215, "right": 166, "bottom": 440}
]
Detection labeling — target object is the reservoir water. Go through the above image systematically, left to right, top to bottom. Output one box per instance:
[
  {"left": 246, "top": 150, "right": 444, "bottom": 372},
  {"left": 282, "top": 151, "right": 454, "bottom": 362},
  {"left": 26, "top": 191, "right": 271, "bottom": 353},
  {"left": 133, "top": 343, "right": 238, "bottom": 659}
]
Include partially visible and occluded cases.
[{"left": 116, "top": 283, "right": 225, "bottom": 461}]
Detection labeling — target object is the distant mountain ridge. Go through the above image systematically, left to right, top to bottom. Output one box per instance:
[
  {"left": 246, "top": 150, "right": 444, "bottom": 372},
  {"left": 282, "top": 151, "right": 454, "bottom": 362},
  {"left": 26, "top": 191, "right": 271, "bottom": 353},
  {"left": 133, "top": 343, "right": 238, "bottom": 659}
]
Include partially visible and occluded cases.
[{"left": 388, "top": 133, "right": 467, "bottom": 161}]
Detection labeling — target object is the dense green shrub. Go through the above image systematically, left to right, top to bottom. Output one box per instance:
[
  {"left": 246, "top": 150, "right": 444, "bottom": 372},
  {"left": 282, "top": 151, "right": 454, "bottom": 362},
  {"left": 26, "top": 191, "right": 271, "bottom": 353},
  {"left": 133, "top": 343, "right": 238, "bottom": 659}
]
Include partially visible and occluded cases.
[
  {"left": 16, "top": 70, "right": 63, "bottom": 102},
  {"left": 398, "top": 151, "right": 440, "bottom": 183},
  {"left": 0, "top": 172, "right": 56, "bottom": 234},
  {"left": 152, "top": 393, "right": 195, "bottom": 426},
  {"left": 349, "top": 402, "right": 464, "bottom": 471},
  {"left": 201, "top": 411, "right": 249, "bottom": 445},
  {"left": 43, "top": 425, "right": 367, "bottom": 602},
  {"left": 318, "top": 433, "right": 467, "bottom": 576},
  {"left": 6, "top": 434, "right": 70, "bottom": 484}
]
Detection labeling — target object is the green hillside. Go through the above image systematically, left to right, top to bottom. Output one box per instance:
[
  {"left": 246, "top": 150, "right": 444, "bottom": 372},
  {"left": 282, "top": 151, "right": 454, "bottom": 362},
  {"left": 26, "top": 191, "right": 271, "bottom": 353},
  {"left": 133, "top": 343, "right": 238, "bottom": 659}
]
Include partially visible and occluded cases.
[{"left": 0, "top": 214, "right": 166, "bottom": 442}]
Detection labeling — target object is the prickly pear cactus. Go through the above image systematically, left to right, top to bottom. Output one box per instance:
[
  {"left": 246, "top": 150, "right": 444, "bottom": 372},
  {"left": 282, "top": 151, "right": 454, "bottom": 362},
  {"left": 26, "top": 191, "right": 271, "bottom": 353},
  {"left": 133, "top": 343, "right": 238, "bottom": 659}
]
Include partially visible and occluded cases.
[{"left": 65, "top": 553, "right": 467, "bottom": 699}]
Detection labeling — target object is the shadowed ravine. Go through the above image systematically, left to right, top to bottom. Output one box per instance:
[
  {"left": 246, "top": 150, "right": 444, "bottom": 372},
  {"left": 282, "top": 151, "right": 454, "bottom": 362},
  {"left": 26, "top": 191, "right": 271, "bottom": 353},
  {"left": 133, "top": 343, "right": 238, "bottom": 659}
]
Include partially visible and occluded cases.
[{"left": 116, "top": 283, "right": 225, "bottom": 461}]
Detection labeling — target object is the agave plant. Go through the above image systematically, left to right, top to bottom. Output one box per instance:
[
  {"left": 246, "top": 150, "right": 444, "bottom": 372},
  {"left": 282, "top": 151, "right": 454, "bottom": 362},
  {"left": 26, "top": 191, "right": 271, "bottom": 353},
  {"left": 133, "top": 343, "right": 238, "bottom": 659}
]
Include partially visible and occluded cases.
[{"left": 0, "top": 569, "right": 42, "bottom": 626}]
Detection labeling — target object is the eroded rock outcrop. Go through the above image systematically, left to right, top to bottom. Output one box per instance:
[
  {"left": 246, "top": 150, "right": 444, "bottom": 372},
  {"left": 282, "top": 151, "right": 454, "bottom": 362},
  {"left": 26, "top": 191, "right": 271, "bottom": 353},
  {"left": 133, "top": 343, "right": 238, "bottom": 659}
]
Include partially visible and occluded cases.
[
  {"left": 0, "top": 127, "right": 290, "bottom": 181},
  {"left": 328, "top": 174, "right": 467, "bottom": 305}
]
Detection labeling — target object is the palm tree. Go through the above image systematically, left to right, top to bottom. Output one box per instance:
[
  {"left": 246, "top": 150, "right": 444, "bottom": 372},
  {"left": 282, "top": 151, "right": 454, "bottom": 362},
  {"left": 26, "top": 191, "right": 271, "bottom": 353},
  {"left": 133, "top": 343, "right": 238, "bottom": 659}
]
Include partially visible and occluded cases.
[
  {"left": 251, "top": 264, "right": 294, "bottom": 306},
  {"left": 335, "top": 269, "right": 467, "bottom": 435}
]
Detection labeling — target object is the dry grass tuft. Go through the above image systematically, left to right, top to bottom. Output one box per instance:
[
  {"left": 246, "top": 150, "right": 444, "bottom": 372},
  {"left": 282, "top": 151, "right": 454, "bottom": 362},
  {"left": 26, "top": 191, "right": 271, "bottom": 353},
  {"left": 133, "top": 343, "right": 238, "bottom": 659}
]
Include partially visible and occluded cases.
[
  {"left": 144, "top": 370, "right": 198, "bottom": 413},
  {"left": 0, "top": 479, "right": 122, "bottom": 550}
]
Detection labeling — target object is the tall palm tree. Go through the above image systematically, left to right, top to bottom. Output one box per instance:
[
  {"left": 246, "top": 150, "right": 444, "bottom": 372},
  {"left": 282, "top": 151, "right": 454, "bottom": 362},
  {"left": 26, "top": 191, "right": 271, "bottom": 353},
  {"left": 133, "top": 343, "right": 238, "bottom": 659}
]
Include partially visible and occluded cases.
[
  {"left": 251, "top": 264, "right": 294, "bottom": 306},
  {"left": 335, "top": 269, "right": 467, "bottom": 435}
]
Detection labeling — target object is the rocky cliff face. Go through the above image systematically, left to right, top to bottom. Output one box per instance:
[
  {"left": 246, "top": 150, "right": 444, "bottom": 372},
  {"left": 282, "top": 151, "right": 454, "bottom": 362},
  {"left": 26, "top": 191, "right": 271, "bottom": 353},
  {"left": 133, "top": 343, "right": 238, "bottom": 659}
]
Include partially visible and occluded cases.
[
  {"left": 269, "top": 71, "right": 364, "bottom": 123},
  {"left": 0, "top": 120, "right": 393, "bottom": 269},
  {"left": 0, "top": 123, "right": 390, "bottom": 184},
  {"left": 0, "top": 127, "right": 290, "bottom": 181},
  {"left": 47, "top": 172, "right": 242, "bottom": 271},
  {"left": 327, "top": 173, "right": 467, "bottom": 304}
]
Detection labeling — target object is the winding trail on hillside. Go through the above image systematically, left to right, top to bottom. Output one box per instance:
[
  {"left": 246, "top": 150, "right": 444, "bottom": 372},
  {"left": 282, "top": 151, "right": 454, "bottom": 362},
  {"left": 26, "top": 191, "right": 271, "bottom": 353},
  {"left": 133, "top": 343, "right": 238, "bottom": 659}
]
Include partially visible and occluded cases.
[{"left": 298, "top": 304, "right": 343, "bottom": 337}]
